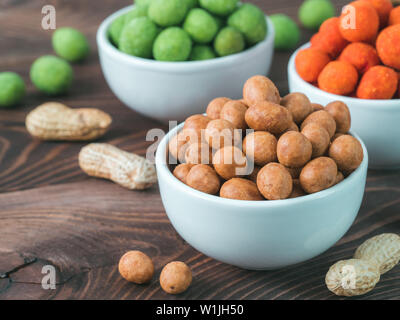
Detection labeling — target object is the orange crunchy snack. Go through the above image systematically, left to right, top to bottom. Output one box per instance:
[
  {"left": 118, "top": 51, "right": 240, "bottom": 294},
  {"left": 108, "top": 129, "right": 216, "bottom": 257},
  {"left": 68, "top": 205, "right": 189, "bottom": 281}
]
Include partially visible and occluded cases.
[
  {"left": 362, "top": 0, "right": 393, "bottom": 28},
  {"left": 339, "top": 1, "right": 379, "bottom": 43},
  {"left": 388, "top": 6, "right": 400, "bottom": 26},
  {"left": 311, "top": 17, "right": 348, "bottom": 58},
  {"left": 376, "top": 24, "right": 400, "bottom": 70},
  {"left": 339, "top": 42, "right": 380, "bottom": 74},
  {"left": 295, "top": 48, "right": 331, "bottom": 83},
  {"left": 318, "top": 61, "right": 359, "bottom": 95},
  {"left": 356, "top": 65, "right": 398, "bottom": 99}
]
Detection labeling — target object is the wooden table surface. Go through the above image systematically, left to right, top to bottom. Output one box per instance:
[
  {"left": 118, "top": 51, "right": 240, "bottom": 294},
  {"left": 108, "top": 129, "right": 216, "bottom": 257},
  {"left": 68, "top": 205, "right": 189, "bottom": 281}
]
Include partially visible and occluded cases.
[{"left": 1, "top": 0, "right": 399, "bottom": 300}]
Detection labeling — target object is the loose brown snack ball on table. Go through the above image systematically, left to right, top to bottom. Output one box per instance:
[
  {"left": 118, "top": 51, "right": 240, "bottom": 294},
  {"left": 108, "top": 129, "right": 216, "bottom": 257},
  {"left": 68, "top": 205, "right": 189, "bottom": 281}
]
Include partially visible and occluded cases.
[
  {"left": 168, "top": 76, "right": 363, "bottom": 201},
  {"left": 118, "top": 250, "right": 154, "bottom": 284},
  {"left": 160, "top": 261, "right": 192, "bottom": 295}
]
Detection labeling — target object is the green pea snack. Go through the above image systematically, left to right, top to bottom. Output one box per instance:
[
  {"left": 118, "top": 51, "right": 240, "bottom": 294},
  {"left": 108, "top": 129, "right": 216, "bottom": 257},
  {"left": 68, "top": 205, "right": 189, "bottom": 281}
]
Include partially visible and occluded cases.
[
  {"left": 110, "top": 0, "right": 267, "bottom": 61},
  {"left": 148, "top": 0, "right": 188, "bottom": 27},
  {"left": 199, "top": 0, "right": 238, "bottom": 17},
  {"left": 299, "top": 0, "right": 335, "bottom": 29},
  {"left": 227, "top": 3, "right": 267, "bottom": 45},
  {"left": 109, "top": 6, "right": 148, "bottom": 46},
  {"left": 183, "top": 8, "right": 218, "bottom": 44},
  {"left": 270, "top": 14, "right": 300, "bottom": 51},
  {"left": 119, "top": 17, "right": 159, "bottom": 58},
  {"left": 214, "top": 26, "right": 244, "bottom": 56},
  {"left": 52, "top": 27, "right": 89, "bottom": 62},
  {"left": 153, "top": 27, "right": 192, "bottom": 61},
  {"left": 190, "top": 45, "right": 216, "bottom": 60},
  {"left": 30, "top": 55, "right": 73, "bottom": 95},
  {"left": 0, "top": 72, "right": 25, "bottom": 108}
]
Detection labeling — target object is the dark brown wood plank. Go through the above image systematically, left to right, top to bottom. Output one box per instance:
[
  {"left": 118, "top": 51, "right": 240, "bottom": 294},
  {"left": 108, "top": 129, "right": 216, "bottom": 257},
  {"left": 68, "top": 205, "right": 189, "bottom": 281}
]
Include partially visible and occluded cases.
[{"left": 0, "top": 0, "right": 399, "bottom": 300}]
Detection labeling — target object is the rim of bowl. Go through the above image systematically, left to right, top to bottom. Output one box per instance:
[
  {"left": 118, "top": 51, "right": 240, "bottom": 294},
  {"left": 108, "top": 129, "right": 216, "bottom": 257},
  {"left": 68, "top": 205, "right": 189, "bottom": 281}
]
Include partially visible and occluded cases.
[
  {"left": 97, "top": 5, "right": 275, "bottom": 72},
  {"left": 288, "top": 43, "right": 400, "bottom": 110},
  {"left": 155, "top": 122, "right": 369, "bottom": 209}
]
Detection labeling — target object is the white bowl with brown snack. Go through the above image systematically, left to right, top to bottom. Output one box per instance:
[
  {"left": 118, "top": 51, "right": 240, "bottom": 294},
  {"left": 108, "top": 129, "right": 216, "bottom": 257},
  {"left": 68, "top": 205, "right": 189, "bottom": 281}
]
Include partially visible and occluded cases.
[
  {"left": 97, "top": 6, "right": 275, "bottom": 123},
  {"left": 288, "top": 43, "right": 400, "bottom": 169},
  {"left": 155, "top": 76, "right": 369, "bottom": 270}
]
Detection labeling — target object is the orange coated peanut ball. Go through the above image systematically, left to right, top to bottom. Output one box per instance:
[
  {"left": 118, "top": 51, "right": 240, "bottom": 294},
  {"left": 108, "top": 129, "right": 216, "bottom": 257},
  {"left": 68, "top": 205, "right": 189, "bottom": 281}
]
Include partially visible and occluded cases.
[
  {"left": 362, "top": 0, "right": 393, "bottom": 28},
  {"left": 339, "top": 1, "right": 379, "bottom": 43},
  {"left": 388, "top": 6, "right": 400, "bottom": 26},
  {"left": 376, "top": 25, "right": 400, "bottom": 70},
  {"left": 339, "top": 42, "right": 380, "bottom": 74},
  {"left": 295, "top": 48, "right": 331, "bottom": 83},
  {"left": 318, "top": 61, "right": 359, "bottom": 96},
  {"left": 357, "top": 65, "right": 398, "bottom": 100},
  {"left": 243, "top": 75, "right": 281, "bottom": 107},
  {"left": 280, "top": 92, "right": 313, "bottom": 125},
  {"left": 206, "top": 97, "right": 230, "bottom": 120},
  {"left": 220, "top": 100, "right": 248, "bottom": 130},
  {"left": 245, "top": 101, "right": 291, "bottom": 134},
  {"left": 325, "top": 101, "right": 351, "bottom": 133},
  {"left": 301, "top": 110, "right": 337, "bottom": 138},
  {"left": 204, "top": 119, "right": 240, "bottom": 149},
  {"left": 301, "top": 123, "right": 330, "bottom": 158},
  {"left": 242, "top": 131, "right": 277, "bottom": 166},
  {"left": 277, "top": 131, "right": 312, "bottom": 168},
  {"left": 329, "top": 135, "right": 364, "bottom": 172},
  {"left": 213, "top": 146, "right": 248, "bottom": 180},
  {"left": 300, "top": 157, "right": 338, "bottom": 194},
  {"left": 173, "top": 163, "right": 194, "bottom": 184},
  {"left": 257, "top": 163, "right": 293, "bottom": 200},
  {"left": 186, "top": 164, "right": 221, "bottom": 195},
  {"left": 220, "top": 178, "right": 263, "bottom": 200},
  {"left": 118, "top": 250, "right": 154, "bottom": 284},
  {"left": 160, "top": 261, "right": 192, "bottom": 295}
]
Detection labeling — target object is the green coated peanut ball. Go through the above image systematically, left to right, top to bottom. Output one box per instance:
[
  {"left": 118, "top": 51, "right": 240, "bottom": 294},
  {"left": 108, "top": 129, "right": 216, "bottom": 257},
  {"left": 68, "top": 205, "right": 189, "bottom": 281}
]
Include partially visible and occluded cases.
[
  {"left": 134, "top": 0, "right": 153, "bottom": 9},
  {"left": 149, "top": 0, "right": 188, "bottom": 27},
  {"left": 186, "top": 0, "right": 199, "bottom": 10},
  {"left": 199, "top": 0, "right": 238, "bottom": 16},
  {"left": 299, "top": 0, "right": 335, "bottom": 29},
  {"left": 227, "top": 3, "right": 267, "bottom": 45},
  {"left": 109, "top": 7, "right": 148, "bottom": 47},
  {"left": 183, "top": 8, "right": 219, "bottom": 44},
  {"left": 270, "top": 14, "right": 300, "bottom": 51},
  {"left": 119, "top": 17, "right": 159, "bottom": 58},
  {"left": 214, "top": 26, "right": 245, "bottom": 56},
  {"left": 52, "top": 27, "right": 89, "bottom": 62},
  {"left": 153, "top": 27, "right": 192, "bottom": 61},
  {"left": 190, "top": 45, "right": 216, "bottom": 60},
  {"left": 30, "top": 55, "right": 73, "bottom": 95},
  {"left": 0, "top": 72, "right": 25, "bottom": 108}
]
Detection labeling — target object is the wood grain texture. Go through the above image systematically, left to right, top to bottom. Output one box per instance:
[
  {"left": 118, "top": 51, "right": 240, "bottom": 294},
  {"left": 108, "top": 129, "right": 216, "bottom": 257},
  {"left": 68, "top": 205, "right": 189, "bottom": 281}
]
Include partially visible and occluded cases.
[{"left": 0, "top": 0, "right": 399, "bottom": 300}]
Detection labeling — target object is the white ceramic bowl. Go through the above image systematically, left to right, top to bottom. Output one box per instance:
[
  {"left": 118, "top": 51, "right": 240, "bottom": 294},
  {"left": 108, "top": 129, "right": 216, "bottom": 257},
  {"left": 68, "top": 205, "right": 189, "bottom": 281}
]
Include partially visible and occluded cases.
[
  {"left": 97, "top": 5, "right": 275, "bottom": 123},
  {"left": 288, "top": 43, "right": 400, "bottom": 169},
  {"left": 155, "top": 123, "right": 368, "bottom": 270}
]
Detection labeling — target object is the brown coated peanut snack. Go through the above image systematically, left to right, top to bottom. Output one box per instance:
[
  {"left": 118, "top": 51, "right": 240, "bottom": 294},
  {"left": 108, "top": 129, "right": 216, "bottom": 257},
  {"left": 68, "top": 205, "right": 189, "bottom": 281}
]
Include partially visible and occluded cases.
[
  {"left": 243, "top": 75, "right": 281, "bottom": 107},
  {"left": 280, "top": 92, "right": 313, "bottom": 125},
  {"left": 206, "top": 97, "right": 230, "bottom": 120},
  {"left": 220, "top": 100, "right": 248, "bottom": 130},
  {"left": 245, "top": 101, "right": 291, "bottom": 134},
  {"left": 325, "top": 101, "right": 351, "bottom": 133},
  {"left": 311, "top": 103, "right": 324, "bottom": 112},
  {"left": 301, "top": 110, "right": 337, "bottom": 138},
  {"left": 204, "top": 119, "right": 240, "bottom": 150},
  {"left": 301, "top": 123, "right": 330, "bottom": 158},
  {"left": 242, "top": 131, "right": 277, "bottom": 166},
  {"left": 277, "top": 131, "right": 312, "bottom": 168},
  {"left": 329, "top": 135, "right": 363, "bottom": 172},
  {"left": 184, "top": 142, "right": 212, "bottom": 165},
  {"left": 213, "top": 146, "right": 248, "bottom": 180},
  {"left": 300, "top": 157, "right": 338, "bottom": 194},
  {"left": 173, "top": 163, "right": 194, "bottom": 184},
  {"left": 257, "top": 163, "right": 293, "bottom": 200},
  {"left": 186, "top": 164, "right": 221, "bottom": 195},
  {"left": 220, "top": 178, "right": 263, "bottom": 200},
  {"left": 289, "top": 179, "right": 306, "bottom": 198},
  {"left": 118, "top": 250, "right": 154, "bottom": 284},
  {"left": 160, "top": 261, "right": 192, "bottom": 295}
]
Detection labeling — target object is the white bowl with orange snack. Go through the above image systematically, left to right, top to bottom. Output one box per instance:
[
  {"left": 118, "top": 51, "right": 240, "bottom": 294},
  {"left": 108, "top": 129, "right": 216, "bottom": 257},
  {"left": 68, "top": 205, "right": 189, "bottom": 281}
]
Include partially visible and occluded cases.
[{"left": 288, "top": 43, "right": 400, "bottom": 170}]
